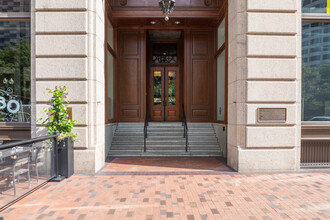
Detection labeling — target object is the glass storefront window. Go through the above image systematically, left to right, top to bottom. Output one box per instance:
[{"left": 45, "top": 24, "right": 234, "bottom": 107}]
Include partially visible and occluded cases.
[
  {"left": 0, "top": 0, "right": 30, "bottom": 12},
  {"left": 303, "top": 0, "right": 329, "bottom": 13},
  {"left": 107, "top": 18, "right": 114, "bottom": 49},
  {"left": 217, "top": 18, "right": 225, "bottom": 49},
  {"left": 0, "top": 21, "right": 30, "bottom": 123},
  {"left": 302, "top": 22, "right": 330, "bottom": 121},
  {"left": 107, "top": 51, "right": 114, "bottom": 120},
  {"left": 216, "top": 51, "right": 225, "bottom": 121}
]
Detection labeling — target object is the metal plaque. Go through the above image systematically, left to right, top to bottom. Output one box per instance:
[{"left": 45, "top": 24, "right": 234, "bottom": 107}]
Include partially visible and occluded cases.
[{"left": 258, "top": 108, "right": 287, "bottom": 123}]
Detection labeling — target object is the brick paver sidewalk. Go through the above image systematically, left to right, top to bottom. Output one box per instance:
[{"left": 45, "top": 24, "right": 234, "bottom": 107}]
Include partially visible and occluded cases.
[{"left": 1, "top": 158, "right": 330, "bottom": 220}]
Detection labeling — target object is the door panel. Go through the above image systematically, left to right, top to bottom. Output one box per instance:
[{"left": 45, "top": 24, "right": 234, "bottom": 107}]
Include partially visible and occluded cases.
[
  {"left": 118, "top": 30, "right": 145, "bottom": 122},
  {"left": 185, "top": 30, "right": 214, "bottom": 122},
  {"left": 149, "top": 67, "right": 180, "bottom": 121}
]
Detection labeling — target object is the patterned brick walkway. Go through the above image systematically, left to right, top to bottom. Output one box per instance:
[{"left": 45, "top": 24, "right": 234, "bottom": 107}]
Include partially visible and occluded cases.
[{"left": 1, "top": 158, "right": 330, "bottom": 220}]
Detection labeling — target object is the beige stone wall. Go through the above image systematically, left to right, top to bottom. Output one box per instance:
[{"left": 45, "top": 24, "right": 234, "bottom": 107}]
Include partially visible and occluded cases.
[
  {"left": 31, "top": 0, "right": 105, "bottom": 173},
  {"left": 228, "top": 0, "right": 301, "bottom": 172}
]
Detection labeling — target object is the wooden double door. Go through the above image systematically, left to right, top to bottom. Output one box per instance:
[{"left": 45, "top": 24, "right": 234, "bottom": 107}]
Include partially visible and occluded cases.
[{"left": 149, "top": 66, "right": 180, "bottom": 121}]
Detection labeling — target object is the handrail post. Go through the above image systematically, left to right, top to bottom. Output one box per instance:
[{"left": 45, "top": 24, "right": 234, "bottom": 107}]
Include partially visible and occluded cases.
[
  {"left": 144, "top": 104, "right": 148, "bottom": 153},
  {"left": 182, "top": 104, "right": 188, "bottom": 152},
  {"left": 186, "top": 127, "right": 188, "bottom": 152},
  {"left": 54, "top": 132, "right": 59, "bottom": 178}
]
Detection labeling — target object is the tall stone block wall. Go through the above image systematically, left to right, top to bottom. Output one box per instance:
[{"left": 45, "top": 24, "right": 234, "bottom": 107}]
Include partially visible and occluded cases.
[
  {"left": 31, "top": 0, "right": 106, "bottom": 173},
  {"left": 228, "top": 0, "right": 301, "bottom": 172}
]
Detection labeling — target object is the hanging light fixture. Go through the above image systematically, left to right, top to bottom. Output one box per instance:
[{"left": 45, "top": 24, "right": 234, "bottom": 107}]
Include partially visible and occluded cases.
[{"left": 158, "top": 0, "right": 176, "bottom": 21}]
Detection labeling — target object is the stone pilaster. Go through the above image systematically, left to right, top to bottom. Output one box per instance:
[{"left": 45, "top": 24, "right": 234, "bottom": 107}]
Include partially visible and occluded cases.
[
  {"left": 31, "top": 0, "right": 105, "bottom": 173},
  {"left": 228, "top": 0, "right": 301, "bottom": 172}
]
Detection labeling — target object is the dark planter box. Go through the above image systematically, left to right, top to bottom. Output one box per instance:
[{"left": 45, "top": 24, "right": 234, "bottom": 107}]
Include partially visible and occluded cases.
[{"left": 58, "top": 137, "right": 74, "bottom": 178}]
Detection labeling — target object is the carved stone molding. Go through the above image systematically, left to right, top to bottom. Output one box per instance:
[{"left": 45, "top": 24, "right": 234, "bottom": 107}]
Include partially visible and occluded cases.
[
  {"left": 119, "top": 0, "right": 127, "bottom": 6},
  {"left": 204, "top": 0, "right": 212, "bottom": 7}
]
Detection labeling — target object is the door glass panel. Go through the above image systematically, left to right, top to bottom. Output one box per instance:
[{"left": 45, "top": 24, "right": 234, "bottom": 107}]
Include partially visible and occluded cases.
[
  {"left": 153, "top": 71, "right": 162, "bottom": 106},
  {"left": 168, "top": 71, "right": 176, "bottom": 106}
]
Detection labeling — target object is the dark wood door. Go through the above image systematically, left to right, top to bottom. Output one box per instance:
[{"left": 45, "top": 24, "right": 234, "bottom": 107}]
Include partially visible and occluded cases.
[{"left": 149, "top": 67, "right": 180, "bottom": 121}]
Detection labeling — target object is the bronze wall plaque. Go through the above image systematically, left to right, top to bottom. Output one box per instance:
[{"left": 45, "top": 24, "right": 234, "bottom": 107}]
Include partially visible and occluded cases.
[{"left": 258, "top": 108, "right": 287, "bottom": 123}]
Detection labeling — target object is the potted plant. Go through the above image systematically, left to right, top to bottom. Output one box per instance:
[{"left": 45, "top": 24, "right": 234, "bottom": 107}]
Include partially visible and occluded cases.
[{"left": 40, "top": 86, "right": 80, "bottom": 178}]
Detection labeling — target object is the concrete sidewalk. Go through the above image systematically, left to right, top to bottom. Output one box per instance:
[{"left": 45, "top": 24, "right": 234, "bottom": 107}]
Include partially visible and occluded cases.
[{"left": 1, "top": 158, "right": 330, "bottom": 220}]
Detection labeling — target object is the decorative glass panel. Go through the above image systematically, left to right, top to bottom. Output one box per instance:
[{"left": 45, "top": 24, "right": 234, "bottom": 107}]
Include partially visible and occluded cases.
[
  {"left": 0, "top": 0, "right": 30, "bottom": 12},
  {"left": 302, "top": 0, "right": 328, "bottom": 13},
  {"left": 107, "top": 18, "right": 114, "bottom": 48},
  {"left": 218, "top": 18, "right": 225, "bottom": 49},
  {"left": 0, "top": 21, "right": 30, "bottom": 123},
  {"left": 302, "top": 22, "right": 330, "bottom": 121},
  {"left": 152, "top": 43, "right": 177, "bottom": 64},
  {"left": 107, "top": 51, "right": 114, "bottom": 120},
  {"left": 217, "top": 51, "right": 225, "bottom": 121},
  {"left": 152, "top": 55, "right": 177, "bottom": 64},
  {"left": 153, "top": 71, "right": 162, "bottom": 106},
  {"left": 168, "top": 71, "right": 176, "bottom": 106}
]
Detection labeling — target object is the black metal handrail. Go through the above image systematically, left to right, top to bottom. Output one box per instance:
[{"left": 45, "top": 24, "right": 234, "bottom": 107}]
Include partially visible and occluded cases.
[
  {"left": 182, "top": 104, "right": 188, "bottom": 152},
  {"left": 144, "top": 105, "right": 149, "bottom": 152},
  {"left": 0, "top": 134, "right": 58, "bottom": 150}
]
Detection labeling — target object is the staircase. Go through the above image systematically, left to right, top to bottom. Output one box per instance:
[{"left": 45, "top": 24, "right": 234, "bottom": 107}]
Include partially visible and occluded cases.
[{"left": 108, "top": 122, "right": 223, "bottom": 157}]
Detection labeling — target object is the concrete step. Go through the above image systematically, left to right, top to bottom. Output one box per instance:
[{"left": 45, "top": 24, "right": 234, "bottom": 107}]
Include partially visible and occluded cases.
[
  {"left": 110, "top": 122, "right": 221, "bottom": 157},
  {"left": 148, "top": 122, "right": 182, "bottom": 127},
  {"left": 117, "top": 123, "right": 143, "bottom": 126},
  {"left": 116, "top": 126, "right": 214, "bottom": 132},
  {"left": 112, "top": 138, "right": 218, "bottom": 143},
  {"left": 111, "top": 142, "right": 219, "bottom": 146},
  {"left": 111, "top": 144, "right": 220, "bottom": 148},
  {"left": 108, "top": 150, "right": 223, "bottom": 157}
]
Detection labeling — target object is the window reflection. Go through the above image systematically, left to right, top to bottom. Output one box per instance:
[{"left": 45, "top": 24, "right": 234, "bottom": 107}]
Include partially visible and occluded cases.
[
  {"left": 0, "top": 0, "right": 30, "bottom": 12},
  {"left": 303, "top": 0, "right": 327, "bottom": 13},
  {"left": 217, "top": 18, "right": 225, "bottom": 49},
  {"left": 0, "top": 21, "right": 30, "bottom": 123},
  {"left": 302, "top": 22, "right": 330, "bottom": 121},
  {"left": 107, "top": 51, "right": 114, "bottom": 120},
  {"left": 217, "top": 52, "right": 225, "bottom": 121}
]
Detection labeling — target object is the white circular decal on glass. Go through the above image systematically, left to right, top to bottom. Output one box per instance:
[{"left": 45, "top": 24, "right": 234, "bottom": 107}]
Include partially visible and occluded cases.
[{"left": 7, "top": 100, "right": 20, "bottom": 114}]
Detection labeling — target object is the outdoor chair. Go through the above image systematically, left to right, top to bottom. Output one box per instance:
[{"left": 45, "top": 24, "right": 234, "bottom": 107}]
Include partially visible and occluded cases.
[
  {"left": 29, "top": 146, "right": 42, "bottom": 183},
  {"left": 0, "top": 148, "right": 31, "bottom": 197}
]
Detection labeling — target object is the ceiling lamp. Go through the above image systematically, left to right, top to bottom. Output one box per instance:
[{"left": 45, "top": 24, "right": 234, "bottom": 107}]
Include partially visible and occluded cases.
[{"left": 158, "top": 0, "right": 175, "bottom": 21}]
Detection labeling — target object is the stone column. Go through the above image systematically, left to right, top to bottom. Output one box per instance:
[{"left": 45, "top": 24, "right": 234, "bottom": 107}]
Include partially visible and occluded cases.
[
  {"left": 31, "top": 0, "right": 105, "bottom": 173},
  {"left": 228, "top": 0, "right": 301, "bottom": 172}
]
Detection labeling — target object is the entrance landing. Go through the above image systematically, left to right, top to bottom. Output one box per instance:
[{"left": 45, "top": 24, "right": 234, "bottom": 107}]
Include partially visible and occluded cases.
[{"left": 101, "top": 157, "right": 232, "bottom": 175}]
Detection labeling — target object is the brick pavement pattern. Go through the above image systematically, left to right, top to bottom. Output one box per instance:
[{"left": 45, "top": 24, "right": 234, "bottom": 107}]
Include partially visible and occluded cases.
[{"left": 1, "top": 158, "right": 330, "bottom": 220}]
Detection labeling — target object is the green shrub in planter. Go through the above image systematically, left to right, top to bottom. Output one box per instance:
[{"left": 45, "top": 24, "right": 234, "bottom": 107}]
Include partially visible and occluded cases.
[
  {"left": 39, "top": 86, "right": 81, "bottom": 141},
  {"left": 39, "top": 86, "right": 81, "bottom": 178}
]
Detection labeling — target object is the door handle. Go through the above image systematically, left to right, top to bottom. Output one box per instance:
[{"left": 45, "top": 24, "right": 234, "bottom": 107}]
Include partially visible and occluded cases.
[{"left": 163, "top": 99, "right": 166, "bottom": 106}]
